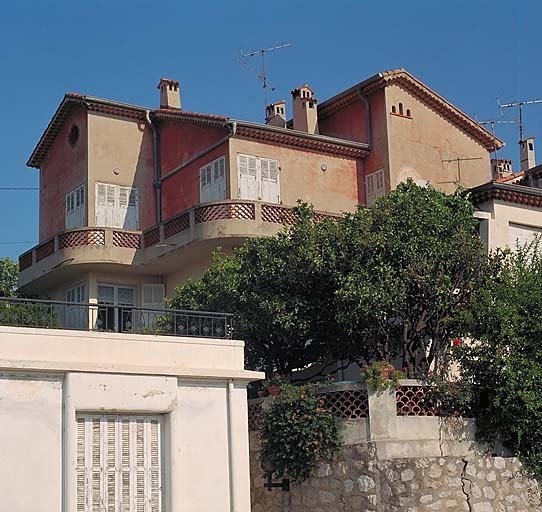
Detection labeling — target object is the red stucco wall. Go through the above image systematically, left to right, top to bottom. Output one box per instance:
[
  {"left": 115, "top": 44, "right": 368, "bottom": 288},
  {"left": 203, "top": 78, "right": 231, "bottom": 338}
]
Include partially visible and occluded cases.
[
  {"left": 319, "top": 100, "right": 368, "bottom": 144},
  {"left": 39, "top": 107, "right": 88, "bottom": 241},
  {"left": 159, "top": 122, "right": 227, "bottom": 176},
  {"left": 160, "top": 142, "right": 229, "bottom": 220}
]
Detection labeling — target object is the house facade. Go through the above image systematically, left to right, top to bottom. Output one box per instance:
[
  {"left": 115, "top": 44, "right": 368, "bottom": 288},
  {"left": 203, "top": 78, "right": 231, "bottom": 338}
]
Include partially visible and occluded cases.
[{"left": 19, "top": 69, "right": 501, "bottom": 315}]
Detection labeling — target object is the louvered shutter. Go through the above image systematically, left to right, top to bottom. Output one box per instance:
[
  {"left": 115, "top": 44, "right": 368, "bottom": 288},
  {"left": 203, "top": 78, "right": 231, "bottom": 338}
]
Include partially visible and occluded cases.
[
  {"left": 238, "top": 154, "right": 258, "bottom": 200},
  {"left": 260, "top": 158, "right": 280, "bottom": 203},
  {"left": 365, "top": 170, "right": 385, "bottom": 207},
  {"left": 96, "top": 183, "right": 107, "bottom": 227},
  {"left": 508, "top": 223, "right": 542, "bottom": 250},
  {"left": 141, "top": 284, "right": 165, "bottom": 330},
  {"left": 77, "top": 415, "right": 163, "bottom": 512}
]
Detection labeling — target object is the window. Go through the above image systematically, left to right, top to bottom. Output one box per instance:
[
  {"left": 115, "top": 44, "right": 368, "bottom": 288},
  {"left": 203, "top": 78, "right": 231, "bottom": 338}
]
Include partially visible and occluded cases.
[
  {"left": 237, "top": 154, "right": 280, "bottom": 204},
  {"left": 199, "top": 156, "right": 226, "bottom": 203},
  {"left": 365, "top": 169, "right": 385, "bottom": 207},
  {"left": 95, "top": 183, "right": 139, "bottom": 230},
  {"left": 66, "top": 184, "right": 85, "bottom": 229},
  {"left": 508, "top": 222, "right": 542, "bottom": 250},
  {"left": 66, "top": 282, "right": 87, "bottom": 330},
  {"left": 97, "top": 284, "right": 136, "bottom": 332},
  {"left": 76, "top": 414, "right": 163, "bottom": 512}
]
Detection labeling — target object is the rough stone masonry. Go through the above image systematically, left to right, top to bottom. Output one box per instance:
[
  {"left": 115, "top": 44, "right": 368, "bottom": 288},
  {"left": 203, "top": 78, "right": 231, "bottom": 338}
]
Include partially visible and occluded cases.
[{"left": 250, "top": 442, "right": 542, "bottom": 512}]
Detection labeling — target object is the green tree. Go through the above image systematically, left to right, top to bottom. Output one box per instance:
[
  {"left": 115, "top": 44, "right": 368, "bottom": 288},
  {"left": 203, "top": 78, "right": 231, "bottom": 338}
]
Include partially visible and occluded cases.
[
  {"left": 171, "top": 182, "right": 489, "bottom": 378},
  {"left": 333, "top": 182, "right": 489, "bottom": 375},
  {"left": 170, "top": 204, "right": 342, "bottom": 377},
  {"left": 456, "top": 243, "right": 542, "bottom": 475},
  {"left": 0, "top": 257, "right": 18, "bottom": 297}
]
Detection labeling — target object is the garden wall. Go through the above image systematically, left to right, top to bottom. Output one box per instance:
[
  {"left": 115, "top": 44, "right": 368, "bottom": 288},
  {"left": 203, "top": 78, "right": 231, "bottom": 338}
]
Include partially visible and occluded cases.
[{"left": 248, "top": 381, "right": 542, "bottom": 512}]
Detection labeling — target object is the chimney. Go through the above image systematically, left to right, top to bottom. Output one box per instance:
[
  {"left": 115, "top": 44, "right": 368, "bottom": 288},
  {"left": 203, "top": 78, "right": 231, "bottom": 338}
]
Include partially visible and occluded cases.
[
  {"left": 157, "top": 78, "right": 181, "bottom": 109},
  {"left": 291, "top": 84, "right": 319, "bottom": 134},
  {"left": 265, "top": 100, "right": 287, "bottom": 128},
  {"left": 520, "top": 137, "right": 536, "bottom": 171},
  {"left": 491, "top": 158, "right": 513, "bottom": 180}
]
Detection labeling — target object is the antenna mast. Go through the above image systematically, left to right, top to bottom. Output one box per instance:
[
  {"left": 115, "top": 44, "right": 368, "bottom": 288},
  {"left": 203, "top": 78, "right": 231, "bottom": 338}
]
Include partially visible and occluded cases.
[
  {"left": 239, "top": 43, "right": 293, "bottom": 119},
  {"left": 497, "top": 98, "right": 542, "bottom": 142},
  {"left": 477, "top": 119, "right": 516, "bottom": 162}
]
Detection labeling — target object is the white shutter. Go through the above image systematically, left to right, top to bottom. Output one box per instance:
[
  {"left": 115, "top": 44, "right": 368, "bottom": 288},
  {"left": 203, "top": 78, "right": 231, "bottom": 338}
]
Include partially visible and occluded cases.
[
  {"left": 238, "top": 154, "right": 258, "bottom": 200},
  {"left": 260, "top": 158, "right": 280, "bottom": 204},
  {"left": 200, "top": 164, "right": 211, "bottom": 203},
  {"left": 366, "top": 169, "right": 385, "bottom": 207},
  {"left": 96, "top": 183, "right": 107, "bottom": 227},
  {"left": 141, "top": 284, "right": 165, "bottom": 330},
  {"left": 77, "top": 414, "right": 163, "bottom": 512}
]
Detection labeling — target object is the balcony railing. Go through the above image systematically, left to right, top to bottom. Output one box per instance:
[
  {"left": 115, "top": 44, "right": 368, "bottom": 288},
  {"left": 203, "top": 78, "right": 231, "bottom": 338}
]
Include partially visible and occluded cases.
[
  {"left": 143, "top": 200, "right": 340, "bottom": 248},
  {"left": 0, "top": 297, "right": 233, "bottom": 339}
]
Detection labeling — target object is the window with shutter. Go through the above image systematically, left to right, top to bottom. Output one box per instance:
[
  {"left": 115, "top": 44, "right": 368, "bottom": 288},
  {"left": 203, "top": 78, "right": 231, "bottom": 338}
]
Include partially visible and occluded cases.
[
  {"left": 238, "top": 154, "right": 280, "bottom": 203},
  {"left": 199, "top": 156, "right": 226, "bottom": 204},
  {"left": 365, "top": 169, "right": 385, "bottom": 207},
  {"left": 95, "top": 183, "right": 139, "bottom": 230},
  {"left": 66, "top": 184, "right": 86, "bottom": 229},
  {"left": 508, "top": 222, "right": 542, "bottom": 250},
  {"left": 141, "top": 284, "right": 165, "bottom": 330},
  {"left": 76, "top": 414, "right": 163, "bottom": 512}
]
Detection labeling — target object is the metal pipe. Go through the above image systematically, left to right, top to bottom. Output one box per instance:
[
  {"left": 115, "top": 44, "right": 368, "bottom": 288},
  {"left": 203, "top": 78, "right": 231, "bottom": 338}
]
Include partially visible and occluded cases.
[
  {"left": 357, "top": 87, "right": 372, "bottom": 147},
  {"left": 145, "top": 110, "right": 162, "bottom": 224}
]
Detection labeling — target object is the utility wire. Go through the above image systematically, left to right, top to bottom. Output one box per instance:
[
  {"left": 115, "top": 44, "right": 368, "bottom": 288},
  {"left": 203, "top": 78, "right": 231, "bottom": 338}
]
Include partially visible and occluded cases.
[
  {"left": 0, "top": 187, "right": 38, "bottom": 190},
  {"left": 0, "top": 241, "right": 37, "bottom": 245}
]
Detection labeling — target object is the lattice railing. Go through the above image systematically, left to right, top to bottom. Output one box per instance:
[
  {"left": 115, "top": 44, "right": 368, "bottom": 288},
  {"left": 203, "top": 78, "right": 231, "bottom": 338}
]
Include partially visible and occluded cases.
[
  {"left": 195, "top": 202, "right": 256, "bottom": 224},
  {"left": 261, "top": 204, "right": 298, "bottom": 225},
  {"left": 164, "top": 212, "right": 190, "bottom": 239},
  {"left": 143, "top": 227, "right": 160, "bottom": 248},
  {"left": 58, "top": 229, "right": 106, "bottom": 250},
  {"left": 112, "top": 231, "right": 141, "bottom": 249},
  {"left": 35, "top": 239, "right": 55, "bottom": 262},
  {"left": 19, "top": 252, "right": 33, "bottom": 271},
  {"left": 247, "top": 384, "right": 369, "bottom": 431},
  {"left": 396, "top": 385, "right": 438, "bottom": 416},
  {"left": 321, "top": 386, "right": 369, "bottom": 419},
  {"left": 248, "top": 399, "right": 264, "bottom": 431}
]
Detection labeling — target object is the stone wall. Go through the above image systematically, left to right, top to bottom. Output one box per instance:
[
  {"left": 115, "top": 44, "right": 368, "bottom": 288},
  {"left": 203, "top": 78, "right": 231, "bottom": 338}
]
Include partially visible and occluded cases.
[
  {"left": 249, "top": 382, "right": 542, "bottom": 512},
  {"left": 250, "top": 442, "right": 542, "bottom": 512}
]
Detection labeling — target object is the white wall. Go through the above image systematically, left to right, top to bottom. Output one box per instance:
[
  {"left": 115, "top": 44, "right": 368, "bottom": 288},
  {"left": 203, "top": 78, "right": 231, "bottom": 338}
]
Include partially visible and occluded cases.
[{"left": 0, "top": 327, "right": 263, "bottom": 512}]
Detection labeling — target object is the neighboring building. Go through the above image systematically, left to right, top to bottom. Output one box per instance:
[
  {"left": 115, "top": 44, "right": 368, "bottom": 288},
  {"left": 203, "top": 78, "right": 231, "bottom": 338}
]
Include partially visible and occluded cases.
[
  {"left": 19, "top": 69, "right": 502, "bottom": 317},
  {"left": 471, "top": 166, "right": 542, "bottom": 252},
  {"left": 0, "top": 306, "right": 263, "bottom": 512}
]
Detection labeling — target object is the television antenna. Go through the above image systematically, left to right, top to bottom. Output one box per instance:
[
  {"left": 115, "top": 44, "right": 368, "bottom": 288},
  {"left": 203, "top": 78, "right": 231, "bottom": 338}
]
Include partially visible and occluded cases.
[
  {"left": 239, "top": 43, "right": 293, "bottom": 118},
  {"left": 497, "top": 98, "right": 542, "bottom": 142},
  {"left": 477, "top": 118, "right": 516, "bottom": 162},
  {"left": 438, "top": 156, "right": 483, "bottom": 184}
]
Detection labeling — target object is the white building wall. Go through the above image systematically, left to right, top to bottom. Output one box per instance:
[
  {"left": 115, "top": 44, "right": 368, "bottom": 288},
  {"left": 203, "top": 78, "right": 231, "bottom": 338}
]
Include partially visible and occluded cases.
[{"left": 0, "top": 327, "right": 263, "bottom": 512}]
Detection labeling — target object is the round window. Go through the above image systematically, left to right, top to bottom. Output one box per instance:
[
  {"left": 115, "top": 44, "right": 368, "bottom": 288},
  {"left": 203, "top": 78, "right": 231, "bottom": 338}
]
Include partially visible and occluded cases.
[{"left": 68, "top": 124, "right": 79, "bottom": 147}]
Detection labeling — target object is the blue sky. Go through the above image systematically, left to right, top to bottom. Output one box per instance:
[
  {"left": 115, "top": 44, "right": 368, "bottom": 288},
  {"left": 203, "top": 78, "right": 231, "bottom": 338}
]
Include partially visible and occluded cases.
[{"left": 1, "top": 0, "right": 541, "bottom": 259}]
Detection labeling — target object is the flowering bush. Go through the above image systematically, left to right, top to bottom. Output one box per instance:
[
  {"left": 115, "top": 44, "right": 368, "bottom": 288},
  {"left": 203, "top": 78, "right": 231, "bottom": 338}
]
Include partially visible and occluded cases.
[
  {"left": 361, "top": 361, "right": 405, "bottom": 391},
  {"left": 260, "top": 383, "right": 341, "bottom": 483}
]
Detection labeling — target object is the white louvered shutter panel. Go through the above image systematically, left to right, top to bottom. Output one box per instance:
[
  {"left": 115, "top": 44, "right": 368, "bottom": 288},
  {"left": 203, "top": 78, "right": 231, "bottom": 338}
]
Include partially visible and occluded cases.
[
  {"left": 238, "top": 154, "right": 258, "bottom": 200},
  {"left": 217, "top": 157, "right": 226, "bottom": 200},
  {"left": 260, "top": 159, "right": 280, "bottom": 203},
  {"left": 200, "top": 164, "right": 211, "bottom": 203},
  {"left": 365, "top": 170, "right": 385, "bottom": 207},
  {"left": 96, "top": 183, "right": 107, "bottom": 227},
  {"left": 106, "top": 184, "right": 117, "bottom": 228},
  {"left": 118, "top": 186, "right": 129, "bottom": 229},
  {"left": 141, "top": 284, "right": 165, "bottom": 330},
  {"left": 76, "top": 415, "right": 163, "bottom": 512}
]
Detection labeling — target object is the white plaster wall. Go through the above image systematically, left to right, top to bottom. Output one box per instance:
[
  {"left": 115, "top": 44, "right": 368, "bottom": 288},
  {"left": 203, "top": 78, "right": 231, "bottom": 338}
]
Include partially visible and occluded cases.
[
  {"left": 0, "top": 328, "right": 263, "bottom": 512},
  {"left": 0, "top": 373, "right": 63, "bottom": 512}
]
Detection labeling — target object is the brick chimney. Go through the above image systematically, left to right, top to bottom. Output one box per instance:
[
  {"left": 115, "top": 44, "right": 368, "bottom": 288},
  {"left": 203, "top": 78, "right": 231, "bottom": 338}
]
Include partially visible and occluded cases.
[
  {"left": 157, "top": 78, "right": 181, "bottom": 109},
  {"left": 291, "top": 84, "right": 318, "bottom": 134},
  {"left": 265, "top": 100, "right": 287, "bottom": 128}
]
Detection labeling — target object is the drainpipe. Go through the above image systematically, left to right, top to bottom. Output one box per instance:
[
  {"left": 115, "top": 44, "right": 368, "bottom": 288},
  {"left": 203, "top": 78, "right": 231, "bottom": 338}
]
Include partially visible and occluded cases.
[
  {"left": 357, "top": 87, "right": 372, "bottom": 147},
  {"left": 145, "top": 110, "right": 161, "bottom": 224}
]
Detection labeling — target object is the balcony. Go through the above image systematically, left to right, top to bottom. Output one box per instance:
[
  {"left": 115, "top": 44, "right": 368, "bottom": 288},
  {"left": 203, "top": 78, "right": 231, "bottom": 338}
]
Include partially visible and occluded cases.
[
  {"left": 19, "top": 201, "right": 340, "bottom": 289},
  {"left": 18, "top": 227, "right": 142, "bottom": 290},
  {"left": 0, "top": 296, "right": 232, "bottom": 339}
]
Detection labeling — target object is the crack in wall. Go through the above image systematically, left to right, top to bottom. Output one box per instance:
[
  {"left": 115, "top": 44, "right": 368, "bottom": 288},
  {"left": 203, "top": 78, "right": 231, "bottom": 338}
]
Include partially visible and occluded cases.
[{"left": 460, "top": 459, "right": 473, "bottom": 512}]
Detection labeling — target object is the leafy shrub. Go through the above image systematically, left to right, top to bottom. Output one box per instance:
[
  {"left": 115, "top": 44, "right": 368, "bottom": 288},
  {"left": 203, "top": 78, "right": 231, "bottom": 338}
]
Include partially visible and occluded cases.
[
  {"left": 361, "top": 361, "right": 405, "bottom": 391},
  {"left": 261, "top": 383, "right": 341, "bottom": 483}
]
